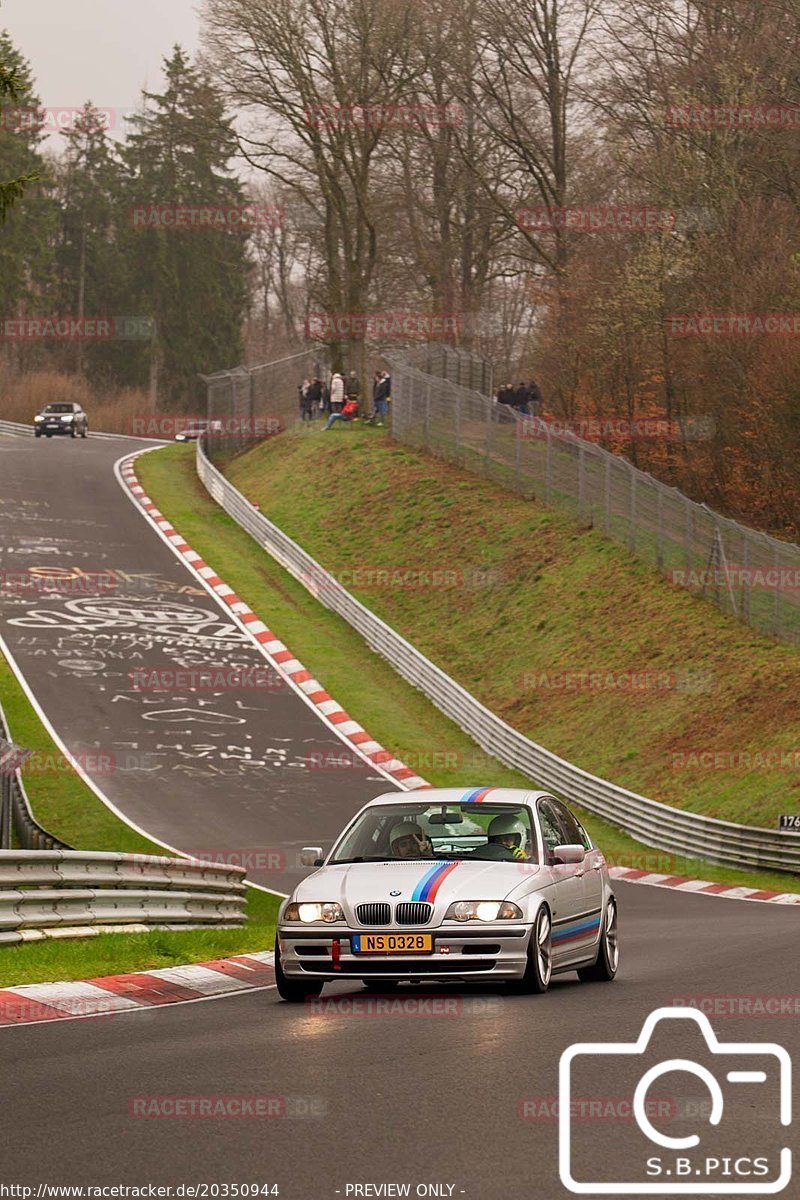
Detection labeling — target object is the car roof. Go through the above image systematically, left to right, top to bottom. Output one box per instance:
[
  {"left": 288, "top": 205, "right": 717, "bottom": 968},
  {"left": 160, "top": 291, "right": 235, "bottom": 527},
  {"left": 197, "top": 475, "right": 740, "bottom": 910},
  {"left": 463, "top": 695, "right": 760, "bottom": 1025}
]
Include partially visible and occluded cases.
[{"left": 363, "top": 787, "right": 551, "bottom": 808}]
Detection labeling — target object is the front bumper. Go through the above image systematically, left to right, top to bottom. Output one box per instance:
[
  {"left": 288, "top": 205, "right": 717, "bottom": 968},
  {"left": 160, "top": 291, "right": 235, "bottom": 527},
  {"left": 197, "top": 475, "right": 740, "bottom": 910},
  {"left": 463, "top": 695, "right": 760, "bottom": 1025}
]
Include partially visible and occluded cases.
[
  {"left": 37, "top": 423, "right": 74, "bottom": 435},
  {"left": 278, "top": 924, "right": 533, "bottom": 981}
]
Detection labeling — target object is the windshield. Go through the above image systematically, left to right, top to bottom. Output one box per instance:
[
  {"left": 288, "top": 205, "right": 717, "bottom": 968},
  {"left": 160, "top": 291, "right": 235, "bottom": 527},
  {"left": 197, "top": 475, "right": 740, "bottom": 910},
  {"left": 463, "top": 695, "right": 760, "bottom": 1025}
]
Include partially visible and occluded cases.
[
  {"left": 44, "top": 404, "right": 75, "bottom": 414},
  {"left": 330, "top": 802, "right": 538, "bottom": 864}
]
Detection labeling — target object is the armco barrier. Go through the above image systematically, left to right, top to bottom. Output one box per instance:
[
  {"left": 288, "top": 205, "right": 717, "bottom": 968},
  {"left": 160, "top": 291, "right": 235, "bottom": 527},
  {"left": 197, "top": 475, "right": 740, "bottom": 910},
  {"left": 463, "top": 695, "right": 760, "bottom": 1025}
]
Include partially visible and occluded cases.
[
  {"left": 0, "top": 419, "right": 163, "bottom": 442},
  {"left": 0, "top": 420, "right": 30, "bottom": 437},
  {"left": 195, "top": 437, "right": 800, "bottom": 877},
  {"left": 0, "top": 702, "right": 70, "bottom": 851},
  {"left": 0, "top": 850, "right": 246, "bottom": 944}
]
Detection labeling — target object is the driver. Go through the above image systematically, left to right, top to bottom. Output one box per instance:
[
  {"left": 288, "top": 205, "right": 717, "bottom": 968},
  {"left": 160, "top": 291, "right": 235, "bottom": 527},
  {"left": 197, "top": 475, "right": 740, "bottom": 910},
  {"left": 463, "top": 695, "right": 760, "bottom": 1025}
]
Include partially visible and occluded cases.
[
  {"left": 487, "top": 813, "right": 528, "bottom": 860},
  {"left": 389, "top": 822, "right": 434, "bottom": 859}
]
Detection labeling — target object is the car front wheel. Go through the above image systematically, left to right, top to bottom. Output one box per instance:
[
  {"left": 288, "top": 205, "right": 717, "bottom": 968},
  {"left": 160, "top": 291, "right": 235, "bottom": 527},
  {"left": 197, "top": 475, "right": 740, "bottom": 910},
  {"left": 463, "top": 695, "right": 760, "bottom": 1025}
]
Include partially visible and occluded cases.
[
  {"left": 578, "top": 898, "right": 619, "bottom": 982},
  {"left": 508, "top": 905, "right": 552, "bottom": 994},
  {"left": 274, "top": 937, "right": 323, "bottom": 1003}
]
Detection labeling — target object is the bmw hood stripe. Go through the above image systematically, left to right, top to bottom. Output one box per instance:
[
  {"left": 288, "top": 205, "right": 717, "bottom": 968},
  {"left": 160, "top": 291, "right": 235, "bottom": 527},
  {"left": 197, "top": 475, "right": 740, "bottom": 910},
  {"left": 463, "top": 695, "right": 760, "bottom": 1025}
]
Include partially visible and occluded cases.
[{"left": 412, "top": 861, "right": 460, "bottom": 902}]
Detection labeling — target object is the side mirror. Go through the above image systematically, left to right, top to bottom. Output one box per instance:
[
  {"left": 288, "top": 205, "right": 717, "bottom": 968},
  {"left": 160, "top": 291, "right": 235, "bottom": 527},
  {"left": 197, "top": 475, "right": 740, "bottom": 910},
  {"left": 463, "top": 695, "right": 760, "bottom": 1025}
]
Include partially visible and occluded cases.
[
  {"left": 552, "top": 844, "right": 585, "bottom": 865},
  {"left": 300, "top": 846, "right": 324, "bottom": 867}
]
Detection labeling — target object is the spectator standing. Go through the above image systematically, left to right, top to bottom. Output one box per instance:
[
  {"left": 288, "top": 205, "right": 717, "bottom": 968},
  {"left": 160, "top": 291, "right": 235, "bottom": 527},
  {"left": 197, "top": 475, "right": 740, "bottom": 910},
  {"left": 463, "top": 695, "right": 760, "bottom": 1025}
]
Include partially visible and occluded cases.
[
  {"left": 345, "top": 370, "right": 360, "bottom": 401},
  {"left": 345, "top": 370, "right": 361, "bottom": 416},
  {"left": 371, "top": 371, "right": 391, "bottom": 426},
  {"left": 330, "top": 372, "right": 345, "bottom": 413},
  {"left": 306, "top": 377, "right": 322, "bottom": 421},
  {"left": 298, "top": 378, "right": 311, "bottom": 421},
  {"left": 528, "top": 378, "right": 544, "bottom": 416},
  {"left": 497, "top": 382, "right": 515, "bottom": 409}
]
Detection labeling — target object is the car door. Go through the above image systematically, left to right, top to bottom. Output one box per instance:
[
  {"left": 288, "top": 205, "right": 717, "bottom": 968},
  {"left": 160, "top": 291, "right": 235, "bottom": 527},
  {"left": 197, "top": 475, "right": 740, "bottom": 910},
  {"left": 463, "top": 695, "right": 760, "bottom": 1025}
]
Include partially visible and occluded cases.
[
  {"left": 537, "top": 797, "right": 585, "bottom": 961},
  {"left": 549, "top": 798, "right": 604, "bottom": 962}
]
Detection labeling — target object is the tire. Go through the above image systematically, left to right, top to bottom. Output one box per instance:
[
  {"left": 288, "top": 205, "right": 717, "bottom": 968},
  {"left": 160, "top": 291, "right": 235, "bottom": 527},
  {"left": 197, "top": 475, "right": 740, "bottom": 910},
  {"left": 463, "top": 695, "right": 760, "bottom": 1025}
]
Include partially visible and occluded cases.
[
  {"left": 70, "top": 426, "right": 76, "bottom": 438},
  {"left": 34, "top": 432, "right": 41, "bottom": 438},
  {"left": 45, "top": 432, "right": 52, "bottom": 438},
  {"left": 578, "top": 898, "right": 619, "bottom": 983},
  {"left": 508, "top": 905, "right": 552, "bottom": 994},
  {"left": 274, "top": 937, "right": 323, "bottom": 1003},
  {"left": 362, "top": 979, "right": 400, "bottom": 992}
]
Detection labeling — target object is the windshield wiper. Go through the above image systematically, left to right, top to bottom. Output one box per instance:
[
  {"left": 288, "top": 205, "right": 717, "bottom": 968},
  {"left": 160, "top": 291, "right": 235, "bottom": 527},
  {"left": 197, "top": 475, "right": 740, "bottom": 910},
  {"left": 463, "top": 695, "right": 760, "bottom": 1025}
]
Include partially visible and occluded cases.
[
  {"left": 332, "top": 855, "right": 443, "bottom": 864},
  {"left": 331, "top": 856, "right": 390, "bottom": 864}
]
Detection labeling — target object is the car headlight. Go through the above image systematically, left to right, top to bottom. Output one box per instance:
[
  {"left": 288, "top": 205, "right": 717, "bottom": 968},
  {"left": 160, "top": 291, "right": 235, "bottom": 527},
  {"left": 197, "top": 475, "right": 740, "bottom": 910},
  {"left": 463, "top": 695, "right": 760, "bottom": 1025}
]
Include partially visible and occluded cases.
[
  {"left": 60, "top": 414, "right": 74, "bottom": 422},
  {"left": 34, "top": 415, "right": 43, "bottom": 422},
  {"left": 445, "top": 901, "right": 523, "bottom": 922},
  {"left": 283, "top": 902, "right": 344, "bottom": 923}
]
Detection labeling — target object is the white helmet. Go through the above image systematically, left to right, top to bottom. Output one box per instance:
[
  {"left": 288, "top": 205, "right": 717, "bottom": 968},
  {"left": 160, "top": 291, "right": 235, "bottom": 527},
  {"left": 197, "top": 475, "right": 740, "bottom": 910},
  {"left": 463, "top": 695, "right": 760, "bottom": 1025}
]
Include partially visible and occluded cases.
[
  {"left": 488, "top": 813, "right": 527, "bottom": 852},
  {"left": 389, "top": 822, "right": 431, "bottom": 856}
]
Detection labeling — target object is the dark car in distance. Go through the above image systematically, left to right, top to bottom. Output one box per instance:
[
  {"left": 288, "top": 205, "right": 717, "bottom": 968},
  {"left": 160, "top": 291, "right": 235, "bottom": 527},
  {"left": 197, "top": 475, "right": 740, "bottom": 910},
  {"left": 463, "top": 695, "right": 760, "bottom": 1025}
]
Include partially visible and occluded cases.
[{"left": 34, "top": 402, "right": 89, "bottom": 439}]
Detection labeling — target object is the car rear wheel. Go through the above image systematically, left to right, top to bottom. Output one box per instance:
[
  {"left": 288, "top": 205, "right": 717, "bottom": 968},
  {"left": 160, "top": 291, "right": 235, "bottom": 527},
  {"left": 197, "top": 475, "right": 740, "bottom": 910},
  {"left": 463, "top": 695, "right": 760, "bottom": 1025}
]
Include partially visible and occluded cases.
[
  {"left": 70, "top": 426, "right": 76, "bottom": 438},
  {"left": 577, "top": 898, "right": 619, "bottom": 983},
  {"left": 508, "top": 905, "right": 552, "bottom": 994},
  {"left": 274, "top": 938, "right": 323, "bottom": 1003}
]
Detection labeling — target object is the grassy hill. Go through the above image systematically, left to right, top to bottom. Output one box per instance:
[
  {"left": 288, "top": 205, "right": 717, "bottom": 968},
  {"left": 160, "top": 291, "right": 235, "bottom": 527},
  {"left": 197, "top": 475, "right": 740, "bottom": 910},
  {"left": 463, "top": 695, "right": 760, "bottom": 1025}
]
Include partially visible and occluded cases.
[{"left": 222, "top": 425, "right": 799, "bottom": 830}]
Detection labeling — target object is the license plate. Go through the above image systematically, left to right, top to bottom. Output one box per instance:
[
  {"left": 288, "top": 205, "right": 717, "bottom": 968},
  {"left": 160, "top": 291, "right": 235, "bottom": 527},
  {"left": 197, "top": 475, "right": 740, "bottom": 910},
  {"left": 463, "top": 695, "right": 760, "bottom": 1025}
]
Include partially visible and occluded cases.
[{"left": 351, "top": 933, "right": 433, "bottom": 954}]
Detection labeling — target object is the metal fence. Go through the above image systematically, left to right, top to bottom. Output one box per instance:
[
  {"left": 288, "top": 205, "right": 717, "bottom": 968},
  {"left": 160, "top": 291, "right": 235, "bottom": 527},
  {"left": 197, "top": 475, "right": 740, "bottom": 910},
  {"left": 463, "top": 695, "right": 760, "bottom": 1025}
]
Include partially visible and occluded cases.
[
  {"left": 391, "top": 345, "right": 493, "bottom": 397},
  {"left": 201, "top": 350, "right": 327, "bottom": 463},
  {"left": 387, "top": 357, "right": 800, "bottom": 645},
  {"left": 196, "top": 438, "right": 800, "bottom": 878},
  {"left": 0, "top": 850, "right": 246, "bottom": 945}
]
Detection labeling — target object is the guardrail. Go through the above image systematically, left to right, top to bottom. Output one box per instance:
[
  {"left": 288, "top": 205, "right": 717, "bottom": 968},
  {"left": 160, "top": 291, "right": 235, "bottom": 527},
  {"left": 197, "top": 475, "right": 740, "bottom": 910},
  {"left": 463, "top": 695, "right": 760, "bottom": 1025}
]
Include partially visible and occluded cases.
[
  {"left": 0, "top": 419, "right": 163, "bottom": 442},
  {"left": 195, "top": 437, "right": 800, "bottom": 878},
  {"left": 0, "top": 703, "right": 71, "bottom": 851},
  {"left": 0, "top": 850, "right": 246, "bottom": 944}
]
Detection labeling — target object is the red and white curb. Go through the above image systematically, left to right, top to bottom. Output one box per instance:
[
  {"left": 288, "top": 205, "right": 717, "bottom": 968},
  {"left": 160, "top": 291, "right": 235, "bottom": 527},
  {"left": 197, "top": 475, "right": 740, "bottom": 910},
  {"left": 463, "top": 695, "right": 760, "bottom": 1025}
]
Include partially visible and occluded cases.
[
  {"left": 118, "top": 456, "right": 428, "bottom": 791},
  {"left": 608, "top": 866, "right": 800, "bottom": 905},
  {"left": 0, "top": 951, "right": 275, "bottom": 1027}
]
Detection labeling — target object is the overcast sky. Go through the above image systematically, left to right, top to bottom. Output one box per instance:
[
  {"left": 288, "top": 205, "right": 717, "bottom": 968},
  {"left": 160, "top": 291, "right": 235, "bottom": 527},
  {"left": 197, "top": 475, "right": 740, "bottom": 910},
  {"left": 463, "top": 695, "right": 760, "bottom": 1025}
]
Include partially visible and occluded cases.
[{"left": 2, "top": 0, "right": 202, "bottom": 139}]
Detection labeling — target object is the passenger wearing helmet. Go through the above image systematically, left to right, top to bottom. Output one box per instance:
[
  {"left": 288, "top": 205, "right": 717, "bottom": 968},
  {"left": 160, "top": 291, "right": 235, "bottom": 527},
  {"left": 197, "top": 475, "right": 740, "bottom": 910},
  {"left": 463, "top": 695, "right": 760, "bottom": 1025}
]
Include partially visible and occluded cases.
[
  {"left": 484, "top": 813, "right": 528, "bottom": 860},
  {"left": 389, "top": 822, "right": 434, "bottom": 859}
]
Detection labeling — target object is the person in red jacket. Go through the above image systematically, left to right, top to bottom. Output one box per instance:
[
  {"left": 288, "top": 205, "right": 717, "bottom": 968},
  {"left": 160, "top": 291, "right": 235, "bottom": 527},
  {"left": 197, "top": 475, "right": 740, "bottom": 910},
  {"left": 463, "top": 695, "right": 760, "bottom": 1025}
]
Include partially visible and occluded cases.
[{"left": 322, "top": 397, "right": 359, "bottom": 430}]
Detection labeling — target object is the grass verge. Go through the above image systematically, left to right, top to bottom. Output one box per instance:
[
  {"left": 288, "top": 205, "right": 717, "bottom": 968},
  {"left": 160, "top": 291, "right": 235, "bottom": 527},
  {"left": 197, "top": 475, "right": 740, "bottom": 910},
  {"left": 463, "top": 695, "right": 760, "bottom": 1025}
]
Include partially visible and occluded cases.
[
  {"left": 136, "top": 441, "right": 800, "bottom": 896},
  {"left": 0, "top": 651, "right": 278, "bottom": 988},
  {"left": 0, "top": 887, "right": 278, "bottom": 988}
]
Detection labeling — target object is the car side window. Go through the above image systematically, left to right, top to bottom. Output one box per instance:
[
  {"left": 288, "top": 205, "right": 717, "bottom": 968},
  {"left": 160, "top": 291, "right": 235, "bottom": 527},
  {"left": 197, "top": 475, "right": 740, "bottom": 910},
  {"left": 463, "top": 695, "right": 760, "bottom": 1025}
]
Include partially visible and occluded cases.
[
  {"left": 551, "top": 799, "right": 591, "bottom": 849},
  {"left": 537, "top": 800, "right": 565, "bottom": 851}
]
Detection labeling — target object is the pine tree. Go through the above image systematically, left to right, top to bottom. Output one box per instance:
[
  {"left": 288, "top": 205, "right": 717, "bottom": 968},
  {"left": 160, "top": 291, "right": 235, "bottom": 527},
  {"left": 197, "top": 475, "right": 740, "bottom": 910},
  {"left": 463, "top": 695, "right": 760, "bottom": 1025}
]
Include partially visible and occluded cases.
[
  {"left": 0, "top": 32, "right": 55, "bottom": 319},
  {"left": 118, "top": 46, "right": 249, "bottom": 406},
  {"left": 53, "top": 102, "right": 127, "bottom": 379}
]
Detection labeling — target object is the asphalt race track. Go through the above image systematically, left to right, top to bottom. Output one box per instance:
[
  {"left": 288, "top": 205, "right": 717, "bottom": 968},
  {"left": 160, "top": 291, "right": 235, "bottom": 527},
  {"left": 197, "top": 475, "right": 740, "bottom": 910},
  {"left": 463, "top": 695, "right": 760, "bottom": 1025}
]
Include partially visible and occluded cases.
[
  {"left": 1, "top": 431, "right": 798, "bottom": 1199},
  {"left": 0, "top": 432, "right": 397, "bottom": 892}
]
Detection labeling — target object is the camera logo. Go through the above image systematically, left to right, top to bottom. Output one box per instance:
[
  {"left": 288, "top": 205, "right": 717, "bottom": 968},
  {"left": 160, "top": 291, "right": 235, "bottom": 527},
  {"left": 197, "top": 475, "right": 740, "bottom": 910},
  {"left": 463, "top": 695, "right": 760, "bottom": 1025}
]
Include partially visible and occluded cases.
[{"left": 559, "top": 1007, "right": 792, "bottom": 1194}]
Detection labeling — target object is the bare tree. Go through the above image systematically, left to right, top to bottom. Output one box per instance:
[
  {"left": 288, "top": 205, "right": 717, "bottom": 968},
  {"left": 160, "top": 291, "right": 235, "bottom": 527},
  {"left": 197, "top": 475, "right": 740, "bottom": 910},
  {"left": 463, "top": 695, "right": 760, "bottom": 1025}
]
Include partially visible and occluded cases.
[{"left": 201, "top": 0, "right": 422, "bottom": 372}]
